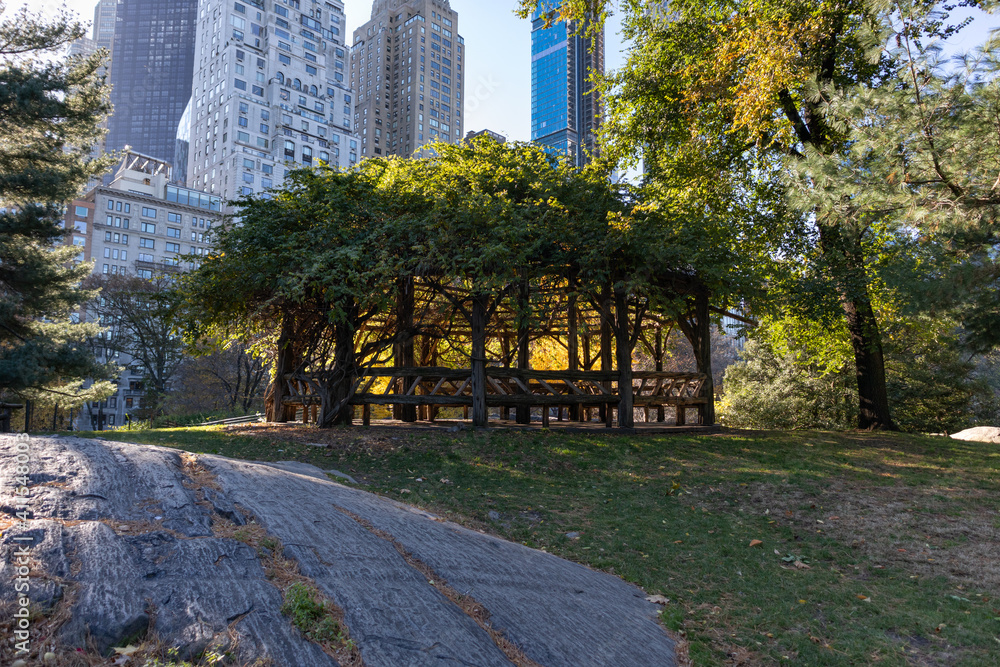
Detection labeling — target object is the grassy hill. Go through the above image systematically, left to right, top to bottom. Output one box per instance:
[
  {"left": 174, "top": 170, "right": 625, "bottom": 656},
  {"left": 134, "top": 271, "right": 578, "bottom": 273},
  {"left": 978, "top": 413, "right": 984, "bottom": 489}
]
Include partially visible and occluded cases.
[{"left": 80, "top": 425, "right": 1000, "bottom": 665}]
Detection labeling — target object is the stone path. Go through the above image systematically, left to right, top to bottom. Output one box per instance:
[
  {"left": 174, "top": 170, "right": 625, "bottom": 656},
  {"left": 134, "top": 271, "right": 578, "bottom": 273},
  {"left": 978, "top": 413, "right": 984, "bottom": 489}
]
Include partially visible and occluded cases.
[{"left": 0, "top": 436, "right": 678, "bottom": 666}]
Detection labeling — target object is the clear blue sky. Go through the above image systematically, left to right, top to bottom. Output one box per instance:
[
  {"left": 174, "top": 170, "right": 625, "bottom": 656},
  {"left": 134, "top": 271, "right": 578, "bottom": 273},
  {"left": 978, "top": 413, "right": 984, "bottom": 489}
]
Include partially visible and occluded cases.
[{"left": 22, "top": 0, "right": 1000, "bottom": 143}]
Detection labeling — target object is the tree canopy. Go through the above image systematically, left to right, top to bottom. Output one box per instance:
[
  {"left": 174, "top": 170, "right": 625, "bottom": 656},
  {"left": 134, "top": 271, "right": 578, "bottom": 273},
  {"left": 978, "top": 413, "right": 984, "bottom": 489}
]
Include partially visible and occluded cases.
[
  {"left": 517, "top": 0, "right": 999, "bottom": 430},
  {"left": 0, "top": 2, "right": 117, "bottom": 405},
  {"left": 178, "top": 139, "right": 739, "bottom": 427}
]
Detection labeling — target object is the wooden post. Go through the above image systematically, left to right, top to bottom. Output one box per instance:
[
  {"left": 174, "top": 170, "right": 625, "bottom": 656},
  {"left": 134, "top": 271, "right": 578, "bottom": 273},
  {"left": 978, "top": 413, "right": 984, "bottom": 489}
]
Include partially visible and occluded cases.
[
  {"left": 395, "top": 277, "right": 417, "bottom": 422},
  {"left": 516, "top": 278, "right": 531, "bottom": 425},
  {"left": 599, "top": 286, "right": 613, "bottom": 424},
  {"left": 614, "top": 286, "right": 635, "bottom": 429},
  {"left": 568, "top": 290, "right": 580, "bottom": 422},
  {"left": 695, "top": 292, "right": 716, "bottom": 425},
  {"left": 471, "top": 293, "right": 489, "bottom": 428},
  {"left": 655, "top": 326, "right": 666, "bottom": 423},
  {"left": 500, "top": 335, "right": 511, "bottom": 422},
  {"left": 24, "top": 400, "right": 33, "bottom": 433},
  {"left": 363, "top": 404, "right": 371, "bottom": 427},
  {"left": 542, "top": 406, "right": 550, "bottom": 428},
  {"left": 677, "top": 406, "right": 686, "bottom": 426}
]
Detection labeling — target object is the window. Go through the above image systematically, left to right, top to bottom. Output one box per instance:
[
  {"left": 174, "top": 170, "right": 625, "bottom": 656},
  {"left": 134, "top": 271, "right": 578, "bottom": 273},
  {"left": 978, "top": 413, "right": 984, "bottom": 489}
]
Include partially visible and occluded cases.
[
  {"left": 234, "top": 78, "right": 247, "bottom": 91},
  {"left": 252, "top": 85, "right": 264, "bottom": 97},
  {"left": 238, "top": 116, "right": 248, "bottom": 127},
  {"left": 260, "top": 123, "right": 269, "bottom": 134},
  {"left": 107, "top": 200, "right": 114, "bottom": 210},
  {"left": 75, "top": 205, "right": 88, "bottom": 217},
  {"left": 141, "top": 207, "right": 157, "bottom": 218},
  {"left": 167, "top": 212, "right": 182, "bottom": 224},
  {"left": 141, "top": 222, "right": 155, "bottom": 234},
  {"left": 167, "top": 227, "right": 180, "bottom": 238},
  {"left": 139, "top": 238, "right": 155, "bottom": 249},
  {"left": 166, "top": 242, "right": 181, "bottom": 253},
  {"left": 138, "top": 253, "right": 153, "bottom": 262}
]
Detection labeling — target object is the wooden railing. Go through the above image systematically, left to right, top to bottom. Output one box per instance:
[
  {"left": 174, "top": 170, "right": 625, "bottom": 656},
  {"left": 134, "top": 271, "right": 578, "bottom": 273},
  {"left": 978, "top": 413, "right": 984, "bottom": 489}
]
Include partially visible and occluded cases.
[{"left": 280, "top": 368, "right": 710, "bottom": 426}]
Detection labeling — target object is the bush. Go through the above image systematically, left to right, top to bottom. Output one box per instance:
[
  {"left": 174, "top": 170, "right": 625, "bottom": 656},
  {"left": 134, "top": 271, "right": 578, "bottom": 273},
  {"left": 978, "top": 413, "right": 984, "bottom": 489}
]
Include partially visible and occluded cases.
[{"left": 719, "top": 338, "right": 856, "bottom": 430}]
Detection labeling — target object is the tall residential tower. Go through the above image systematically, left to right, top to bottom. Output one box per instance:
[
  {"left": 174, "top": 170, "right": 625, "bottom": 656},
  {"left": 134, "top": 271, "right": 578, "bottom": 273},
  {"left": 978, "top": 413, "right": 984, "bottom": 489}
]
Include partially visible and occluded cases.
[
  {"left": 188, "top": 0, "right": 357, "bottom": 199},
  {"left": 350, "top": 0, "right": 465, "bottom": 158},
  {"left": 530, "top": 1, "right": 604, "bottom": 167}
]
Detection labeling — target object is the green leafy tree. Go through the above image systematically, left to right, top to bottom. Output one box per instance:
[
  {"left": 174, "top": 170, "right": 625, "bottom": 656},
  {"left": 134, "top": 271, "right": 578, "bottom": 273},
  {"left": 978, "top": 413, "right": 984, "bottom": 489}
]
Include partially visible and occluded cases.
[
  {"left": 518, "top": 0, "right": 994, "bottom": 430},
  {"left": 0, "top": 2, "right": 117, "bottom": 405}
]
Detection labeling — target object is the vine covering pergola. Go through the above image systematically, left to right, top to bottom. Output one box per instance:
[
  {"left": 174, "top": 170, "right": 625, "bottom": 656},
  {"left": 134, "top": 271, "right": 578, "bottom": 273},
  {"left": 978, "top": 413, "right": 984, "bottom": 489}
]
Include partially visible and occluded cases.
[{"left": 179, "top": 140, "right": 743, "bottom": 430}]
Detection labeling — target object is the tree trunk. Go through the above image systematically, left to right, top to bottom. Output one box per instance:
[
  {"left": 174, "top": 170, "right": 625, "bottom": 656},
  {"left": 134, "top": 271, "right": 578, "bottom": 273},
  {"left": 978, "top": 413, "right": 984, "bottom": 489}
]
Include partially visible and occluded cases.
[
  {"left": 819, "top": 224, "right": 897, "bottom": 431},
  {"left": 394, "top": 277, "right": 417, "bottom": 422},
  {"left": 471, "top": 293, "right": 489, "bottom": 428},
  {"left": 843, "top": 294, "right": 896, "bottom": 430},
  {"left": 268, "top": 312, "right": 296, "bottom": 423},
  {"left": 319, "top": 319, "right": 357, "bottom": 428}
]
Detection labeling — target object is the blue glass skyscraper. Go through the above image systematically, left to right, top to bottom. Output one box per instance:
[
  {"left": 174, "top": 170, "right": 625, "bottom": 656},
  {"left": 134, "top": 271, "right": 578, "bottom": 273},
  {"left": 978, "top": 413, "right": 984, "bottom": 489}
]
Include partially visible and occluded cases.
[{"left": 530, "top": 1, "right": 604, "bottom": 167}]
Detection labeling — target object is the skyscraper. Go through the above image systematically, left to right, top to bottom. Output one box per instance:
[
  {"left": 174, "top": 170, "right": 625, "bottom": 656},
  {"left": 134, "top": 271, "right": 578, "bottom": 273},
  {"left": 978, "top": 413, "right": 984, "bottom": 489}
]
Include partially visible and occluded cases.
[
  {"left": 92, "top": 0, "right": 117, "bottom": 55},
  {"left": 105, "top": 0, "right": 198, "bottom": 165},
  {"left": 188, "top": 0, "right": 357, "bottom": 200},
  {"left": 350, "top": 0, "right": 465, "bottom": 158},
  {"left": 531, "top": 1, "right": 604, "bottom": 167}
]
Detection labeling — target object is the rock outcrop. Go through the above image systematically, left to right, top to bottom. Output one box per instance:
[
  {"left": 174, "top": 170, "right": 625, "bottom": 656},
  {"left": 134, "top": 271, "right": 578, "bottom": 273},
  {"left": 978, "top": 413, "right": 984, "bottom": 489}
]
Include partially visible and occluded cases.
[
  {"left": 950, "top": 427, "right": 1000, "bottom": 444},
  {"left": 0, "top": 436, "right": 678, "bottom": 666}
]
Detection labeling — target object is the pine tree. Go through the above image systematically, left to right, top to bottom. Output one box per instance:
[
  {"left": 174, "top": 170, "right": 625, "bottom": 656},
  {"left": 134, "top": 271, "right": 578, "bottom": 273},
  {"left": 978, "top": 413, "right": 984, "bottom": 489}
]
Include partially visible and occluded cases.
[{"left": 0, "top": 3, "right": 118, "bottom": 403}]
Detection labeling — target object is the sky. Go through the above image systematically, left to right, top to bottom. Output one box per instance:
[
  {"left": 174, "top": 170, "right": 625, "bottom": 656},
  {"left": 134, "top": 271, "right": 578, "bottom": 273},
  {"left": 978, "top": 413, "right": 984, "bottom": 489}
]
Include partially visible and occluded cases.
[{"left": 20, "top": 0, "right": 1000, "bottom": 143}]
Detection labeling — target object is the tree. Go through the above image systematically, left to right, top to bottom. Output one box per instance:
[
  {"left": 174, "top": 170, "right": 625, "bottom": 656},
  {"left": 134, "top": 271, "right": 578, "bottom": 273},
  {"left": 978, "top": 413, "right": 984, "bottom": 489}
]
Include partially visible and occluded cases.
[
  {"left": 517, "top": 0, "right": 992, "bottom": 430},
  {"left": 0, "top": 2, "right": 117, "bottom": 404},
  {"left": 178, "top": 161, "right": 406, "bottom": 427},
  {"left": 84, "top": 273, "right": 185, "bottom": 416},
  {"left": 164, "top": 342, "right": 269, "bottom": 416}
]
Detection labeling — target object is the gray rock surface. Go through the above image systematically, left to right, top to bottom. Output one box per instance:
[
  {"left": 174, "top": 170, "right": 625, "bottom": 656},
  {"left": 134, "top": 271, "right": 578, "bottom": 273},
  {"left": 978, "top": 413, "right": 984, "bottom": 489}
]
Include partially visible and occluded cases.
[
  {"left": 951, "top": 426, "right": 1000, "bottom": 444},
  {"left": 1, "top": 436, "right": 678, "bottom": 666},
  {"left": 255, "top": 459, "right": 359, "bottom": 484}
]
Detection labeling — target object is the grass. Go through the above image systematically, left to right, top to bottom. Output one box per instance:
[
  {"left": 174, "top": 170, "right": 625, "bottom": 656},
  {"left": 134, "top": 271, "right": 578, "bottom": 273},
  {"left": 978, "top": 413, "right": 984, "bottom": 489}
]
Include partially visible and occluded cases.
[{"left": 77, "top": 424, "right": 1000, "bottom": 666}]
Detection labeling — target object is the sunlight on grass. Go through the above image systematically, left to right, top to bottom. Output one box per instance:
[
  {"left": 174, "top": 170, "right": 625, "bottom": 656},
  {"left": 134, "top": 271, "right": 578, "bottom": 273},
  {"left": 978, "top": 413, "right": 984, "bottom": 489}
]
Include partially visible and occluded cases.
[{"left": 73, "top": 426, "right": 1000, "bottom": 666}]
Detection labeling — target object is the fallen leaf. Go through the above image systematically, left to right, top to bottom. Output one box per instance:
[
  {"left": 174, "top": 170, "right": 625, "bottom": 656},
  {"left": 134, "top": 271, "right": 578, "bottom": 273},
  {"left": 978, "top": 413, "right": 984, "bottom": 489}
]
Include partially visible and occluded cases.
[
  {"left": 750, "top": 540, "right": 764, "bottom": 548},
  {"left": 794, "top": 560, "right": 811, "bottom": 570},
  {"left": 646, "top": 595, "right": 670, "bottom": 605},
  {"left": 113, "top": 646, "right": 140, "bottom": 656}
]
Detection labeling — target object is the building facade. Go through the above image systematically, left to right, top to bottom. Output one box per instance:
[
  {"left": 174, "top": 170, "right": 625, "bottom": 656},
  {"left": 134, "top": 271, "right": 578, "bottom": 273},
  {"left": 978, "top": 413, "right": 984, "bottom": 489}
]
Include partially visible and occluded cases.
[
  {"left": 105, "top": 0, "right": 199, "bottom": 165},
  {"left": 187, "top": 0, "right": 357, "bottom": 200},
  {"left": 350, "top": 0, "right": 465, "bottom": 158},
  {"left": 530, "top": 1, "right": 604, "bottom": 167},
  {"left": 64, "top": 153, "right": 221, "bottom": 430}
]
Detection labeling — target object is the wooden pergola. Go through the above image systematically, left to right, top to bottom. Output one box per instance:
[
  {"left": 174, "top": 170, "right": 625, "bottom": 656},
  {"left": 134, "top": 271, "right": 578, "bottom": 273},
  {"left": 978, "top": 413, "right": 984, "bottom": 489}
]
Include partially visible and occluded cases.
[{"left": 265, "top": 271, "right": 717, "bottom": 430}]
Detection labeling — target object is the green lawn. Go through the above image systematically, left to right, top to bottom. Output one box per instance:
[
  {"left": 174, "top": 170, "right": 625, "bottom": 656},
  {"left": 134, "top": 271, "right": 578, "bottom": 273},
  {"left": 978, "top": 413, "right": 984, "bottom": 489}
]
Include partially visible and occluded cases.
[{"left": 78, "top": 424, "right": 1000, "bottom": 665}]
